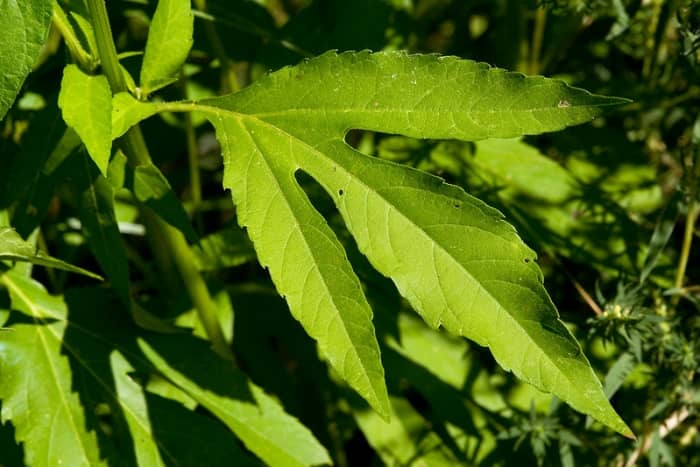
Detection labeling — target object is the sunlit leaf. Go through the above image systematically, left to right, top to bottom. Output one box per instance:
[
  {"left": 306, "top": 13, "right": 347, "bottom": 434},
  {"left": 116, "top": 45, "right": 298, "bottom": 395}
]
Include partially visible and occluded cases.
[
  {"left": 0, "top": 0, "right": 52, "bottom": 119},
  {"left": 140, "top": 0, "right": 194, "bottom": 96},
  {"left": 113, "top": 50, "right": 633, "bottom": 436},
  {"left": 59, "top": 65, "right": 112, "bottom": 175},
  {"left": 0, "top": 227, "right": 101, "bottom": 279},
  {"left": 0, "top": 273, "right": 104, "bottom": 467},
  {"left": 139, "top": 336, "right": 332, "bottom": 467}
]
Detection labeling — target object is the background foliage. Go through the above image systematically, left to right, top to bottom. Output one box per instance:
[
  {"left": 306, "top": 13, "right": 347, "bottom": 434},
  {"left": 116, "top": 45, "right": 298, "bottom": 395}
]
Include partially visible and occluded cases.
[{"left": 1, "top": 0, "right": 699, "bottom": 466}]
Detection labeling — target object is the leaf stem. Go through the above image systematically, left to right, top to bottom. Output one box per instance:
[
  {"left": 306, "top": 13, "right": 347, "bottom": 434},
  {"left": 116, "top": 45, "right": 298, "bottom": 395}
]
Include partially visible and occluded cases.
[
  {"left": 85, "top": 0, "right": 127, "bottom": 93},
  {"left": 86, "top": 0, "right": 232, "bottom": 359},
  {"left": 192, "top": 0, "right": 240, "bottom": 93},
  {"left": 642, "top": 0, "right": 663, "bottom": 80},
  {"left": 52, "top": 1, "right": 96, "bottom": 72},
  {"left": 530, "top": 6, "right": 547, "bottom": 75},
  {"left": 179, "top": 72, "right": 203, "bottom": 225},
  {"left": 673, "top": 200, "right": 699, "bottom": 299},
  {"left": 145, "top": 209, "right": 233, "bottom": 360}
]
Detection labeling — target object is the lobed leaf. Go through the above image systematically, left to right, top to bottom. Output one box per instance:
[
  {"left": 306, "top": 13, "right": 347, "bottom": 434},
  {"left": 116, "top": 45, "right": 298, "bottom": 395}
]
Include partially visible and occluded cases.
[{"left": 112, "top": 50, "right": 633, "bottom": 436}]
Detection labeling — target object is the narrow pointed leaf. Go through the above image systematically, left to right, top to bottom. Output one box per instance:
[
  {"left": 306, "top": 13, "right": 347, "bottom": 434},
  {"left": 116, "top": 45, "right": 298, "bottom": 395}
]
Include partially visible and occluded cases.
[
  {"left": 0, "top": 0, "right": 52, "bottom": 119},
  {"left": 140, "top": 0, "right": 194, "bottom": 96},
  {"left": 111, "top": 51, "right": 632, "bottom": 436},
  {"left": 58, "top": 65, "right": 112, "bottom": 175},
  {"left": 107, "top": 151, "right": 198, "bottom": 243},
  {"left": 73, "top": 154, "right": 131, "bottom": 304},
  {"left": 0, "top": 227, "right": 102, "bottom": 279},
  {"left": 0, "top": 272, "right": 105, "bottom": 467},
  {"left": 139, "top": 336, "right": 332, "bottom": 467},
  {"left": 110, "top": 352, "right": 166, "bottom": 467}
]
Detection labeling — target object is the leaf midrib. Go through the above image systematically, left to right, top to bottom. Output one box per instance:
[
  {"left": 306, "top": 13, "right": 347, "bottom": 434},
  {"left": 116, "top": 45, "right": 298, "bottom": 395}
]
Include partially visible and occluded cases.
[
  {"left": 159, "top": 102, "right": 585, "bottom": 399},
  {"left": 246, "top": 103, "right": 616, "bottom": 120},
  {"left": 201, "top": 105, "right": 583, "bottom": 396},
  {"left": 235, "top": 116, "right": 381, "bottom": 408},
  {"left": 2, "top": 274, "right": 94, "bottom": 466},
  {"left": 2, "top": 275, "right": 178, "bottom": 466},
  {"left": 142, "top": 340, "right": 308, "bottom": 467}
]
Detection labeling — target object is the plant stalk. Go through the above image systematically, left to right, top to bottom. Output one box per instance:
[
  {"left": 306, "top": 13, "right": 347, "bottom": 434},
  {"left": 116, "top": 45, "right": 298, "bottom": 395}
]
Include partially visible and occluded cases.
[
  {"left": 85, "top": 0, "right": 232, "bottom": 359},
  {"left": 193, "top": 0, "right": 240, "bottom": 93},
  {"left": 52, "top": 1, "right": 96, "bottom": 72},
  {"left": 530, "top": 7, "right": 547, "bottom": 75},
  {"left": 180, "top": 72, "right": 203, "bottom": 225},
  {"left": 673, "top": 200, "right": 699, "bottom": 299}
]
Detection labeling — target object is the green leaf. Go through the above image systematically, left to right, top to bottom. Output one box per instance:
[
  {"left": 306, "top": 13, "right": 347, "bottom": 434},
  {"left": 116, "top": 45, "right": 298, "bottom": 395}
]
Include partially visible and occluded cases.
[
  {"left": 0, "top": 0, "right": 52, "bottom": 119},
  {"left": 140, "top": 0, "right": 194, "bottom": 96},
  {"left": 112, "top": 51, "right": 632, "bottom": 436},
  {"left": 58, "top": 65, "right": 113, "bottom": 175},
  {"left": 112, "top": 92, "right": 160, "bottom": 140},
  {"left": 107, "top": 151, "right": 199, "bottom": 243},
  {"left": 73, "top": 153, "right": 131, "bottom": 304},
  {"left": 132, "top": 163, "right": 199, "bottom": 243},
  {"left": 193, "top": 223, "right": 257, "bottom": 271},
  {"left": 0, "top": 227, "right": 102, "bottom": 279},
  {"left": 0, "top": 272, "right": 105, "bottom": 467},
  {"left": 0, "top": 276, "right": 261, "bottom": 466},
  {"left": 58, "top": 286, "right": 261, "bottom": 466},
  {"left": 139, "top": 336, "right": 332, "bottom": 467},
  {"left": 109, "top": 351, "right": 167, "bottom": 467},
  {"left": 603, "top": 352, "right": 635, "bottom": 399},
  {"left": 353, "top": 396, "right": 459, "bottom": 466}
]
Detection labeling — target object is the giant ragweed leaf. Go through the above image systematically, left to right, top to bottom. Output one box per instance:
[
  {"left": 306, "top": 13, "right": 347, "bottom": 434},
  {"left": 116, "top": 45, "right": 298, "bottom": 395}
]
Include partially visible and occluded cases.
[
  {"left": 112, "top": 51, "right": 632, "bottom": 435},
  {"left": 0, "top": 273, "right": 104, "bottom": 467},
  {"left": 0, "top": 276, "right": 316, "bottom": 466}
]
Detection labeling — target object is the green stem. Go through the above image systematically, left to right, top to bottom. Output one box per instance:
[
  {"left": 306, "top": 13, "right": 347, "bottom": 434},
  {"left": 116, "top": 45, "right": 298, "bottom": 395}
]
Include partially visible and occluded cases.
[
  {"left": 86, "top": 0, "right": 232, "bottom": 359},
  {"left": 86, "top": 0, "right": 127, "bottom": 92},
  {"left": 193, "top": 0, "right": 240, "bottom": 93},
  {"left": 642, "top": 0, "right": 663, "bottom": 80},
  {"left": 52, "top": 1, "right": 96, "bottom": 72},
  {"left": 530, "top": 7, "right": 547, "bottom": 75},
  {"left": 180, "top": 73, "right": 203, "bottom": 226},
  {"left": 673, "top": 201, "right": 699, "bottom": 298},
  {"left": 146, "top": 210, "right": 233, "bottom": 360}
]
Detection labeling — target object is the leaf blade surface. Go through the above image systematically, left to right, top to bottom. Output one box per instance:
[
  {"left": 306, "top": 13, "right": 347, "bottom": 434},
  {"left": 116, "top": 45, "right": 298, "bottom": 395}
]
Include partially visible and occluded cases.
[
  {"left": 0, "top": 0, "right": 52, "bottom": 119},
  {"left": 140, "top": 0, "right": 194, "bottom": 96},
  {"left": 112, "top": 51, "right": 632, "bottom": 436},
  {"left": 0, "top": 273, "right": 105, "bottom": 467}
]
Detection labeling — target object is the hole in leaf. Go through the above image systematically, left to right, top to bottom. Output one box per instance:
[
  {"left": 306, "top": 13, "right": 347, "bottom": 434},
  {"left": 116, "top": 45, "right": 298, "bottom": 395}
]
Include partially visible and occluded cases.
[
  {"left": 294, "top": 170, "right": 337, "bottom": 217},
  {"left": 338, "top": 189, "right": 344, "bottom": 196}
]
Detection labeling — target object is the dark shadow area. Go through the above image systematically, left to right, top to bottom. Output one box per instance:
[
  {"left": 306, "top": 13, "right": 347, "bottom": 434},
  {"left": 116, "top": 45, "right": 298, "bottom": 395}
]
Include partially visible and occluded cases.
[
  {"left": 61, "top": 286, "right": 259, "bottom": 466},
  {"left": 0, "top": 408, "right": 24, "bottom": 466}
]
